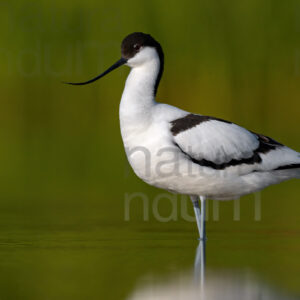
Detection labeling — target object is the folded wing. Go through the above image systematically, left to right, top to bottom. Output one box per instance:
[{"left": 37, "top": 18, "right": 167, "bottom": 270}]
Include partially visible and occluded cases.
[{"left": 170, "top": 114, "right": 300, "bottom": 173}]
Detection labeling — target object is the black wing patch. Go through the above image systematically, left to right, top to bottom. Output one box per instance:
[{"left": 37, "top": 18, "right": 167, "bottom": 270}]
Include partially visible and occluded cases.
[
  {"left": 170, "top": 114, "right": 231, "bottom": 136},
  {"left": 254, "top": 135, "right": 300, "bottom": 171},
  {"left": 174, "top": 142, "right": 262, "bottom": 170},
  {"left": 274, "top": 164, "right": 300, "bottom": 170}
]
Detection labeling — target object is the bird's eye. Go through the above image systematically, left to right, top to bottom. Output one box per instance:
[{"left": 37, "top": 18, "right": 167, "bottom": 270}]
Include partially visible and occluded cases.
[{"left": 133, "top": 44, "right": 141, "bottom": 51}]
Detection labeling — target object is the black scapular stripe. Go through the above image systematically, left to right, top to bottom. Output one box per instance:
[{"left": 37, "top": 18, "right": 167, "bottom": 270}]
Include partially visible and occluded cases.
[
  {"left": 170, "top": 114, "right": 231, "bottom": 136},
  {"left": 174, "top": 132, "right": 283, "bottom": 170},
  {"left": 274, "top": 164, "right": 300, "bottom": 170}
]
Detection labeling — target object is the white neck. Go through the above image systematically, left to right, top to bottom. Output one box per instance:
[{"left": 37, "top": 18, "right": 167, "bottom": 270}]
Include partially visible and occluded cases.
[{"left": 119, "top": 57, "right": 160, "bottom": 126}]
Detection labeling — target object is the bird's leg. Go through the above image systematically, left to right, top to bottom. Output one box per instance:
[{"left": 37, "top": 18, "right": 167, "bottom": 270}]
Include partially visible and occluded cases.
[
  {"left": 191, "top": 195, "right": 206, "bottom": 240},
  {"left": 191, "top": 196, "right": 202, "bottom": 238},
  {"left": 200, "top": 196, "right": 206, "bottom": 240}
]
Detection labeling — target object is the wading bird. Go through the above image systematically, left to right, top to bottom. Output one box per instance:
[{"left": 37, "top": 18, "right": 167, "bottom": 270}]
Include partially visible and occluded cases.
[{"left": 65, "top": 32, "right": 300, "bottom": 240}]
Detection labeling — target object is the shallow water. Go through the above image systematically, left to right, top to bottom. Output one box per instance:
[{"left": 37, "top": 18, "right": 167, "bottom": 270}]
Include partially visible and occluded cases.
[{"left": 0, "top": 196, "right": 299, "bottom": 300}]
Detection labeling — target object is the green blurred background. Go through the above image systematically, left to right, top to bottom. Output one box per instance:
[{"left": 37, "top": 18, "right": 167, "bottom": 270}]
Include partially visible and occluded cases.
[{"left": 0, "top": 0, "right": 299, "bottom": 299}]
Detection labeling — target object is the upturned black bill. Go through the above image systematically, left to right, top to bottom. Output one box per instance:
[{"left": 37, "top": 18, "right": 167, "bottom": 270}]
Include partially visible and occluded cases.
[{"left": 63, "top": 57, "right": 127, "bottom": 86}]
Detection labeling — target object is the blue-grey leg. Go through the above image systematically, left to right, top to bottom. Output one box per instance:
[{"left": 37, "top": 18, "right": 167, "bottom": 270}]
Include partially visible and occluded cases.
[
  {"left": 190, "top": 195, "right": 206, "bottom": 240},
  {"left": 191, "top": 195, "right": 201, "bottom": 237},
  {"left": 200, "top": 196, "right": 206, "bottom": 240}
]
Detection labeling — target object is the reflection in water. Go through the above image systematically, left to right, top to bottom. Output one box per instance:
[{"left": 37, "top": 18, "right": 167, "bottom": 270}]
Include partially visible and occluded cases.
[
  {"left": 194, "top": 240, "right": 206, "bottom": 292},
  {"left": 128, "top": 241, "right": 298, "bottom": 300}
]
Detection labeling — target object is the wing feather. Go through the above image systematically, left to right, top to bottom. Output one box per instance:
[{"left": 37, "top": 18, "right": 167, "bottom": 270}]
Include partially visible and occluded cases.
[{"left": 170, "top": 114, "right": 300, "bottom": 172}]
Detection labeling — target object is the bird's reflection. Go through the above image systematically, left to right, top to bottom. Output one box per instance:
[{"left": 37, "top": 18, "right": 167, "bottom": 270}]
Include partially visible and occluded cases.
[
  {"left": 194, "top": 240, "right": 206, "bottom": 293},
  {"left": 128, "top": 241, "right": 296, "bottom": 300}
]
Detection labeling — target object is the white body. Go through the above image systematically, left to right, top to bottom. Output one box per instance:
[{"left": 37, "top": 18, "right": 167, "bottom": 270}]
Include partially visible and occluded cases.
[{"left": 119, "top": 47, "right": 300, "bottom": 200}]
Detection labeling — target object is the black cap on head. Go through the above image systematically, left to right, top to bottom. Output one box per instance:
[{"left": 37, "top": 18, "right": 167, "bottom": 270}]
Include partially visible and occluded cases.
[{"left": 121, "top": 32, "right": 162, "bottom": 59}]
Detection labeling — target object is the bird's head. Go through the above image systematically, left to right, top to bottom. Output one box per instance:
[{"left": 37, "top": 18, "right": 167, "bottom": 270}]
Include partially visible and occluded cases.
[{"left": 64, "top": 32, "right": 164, "bottom": 87}]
